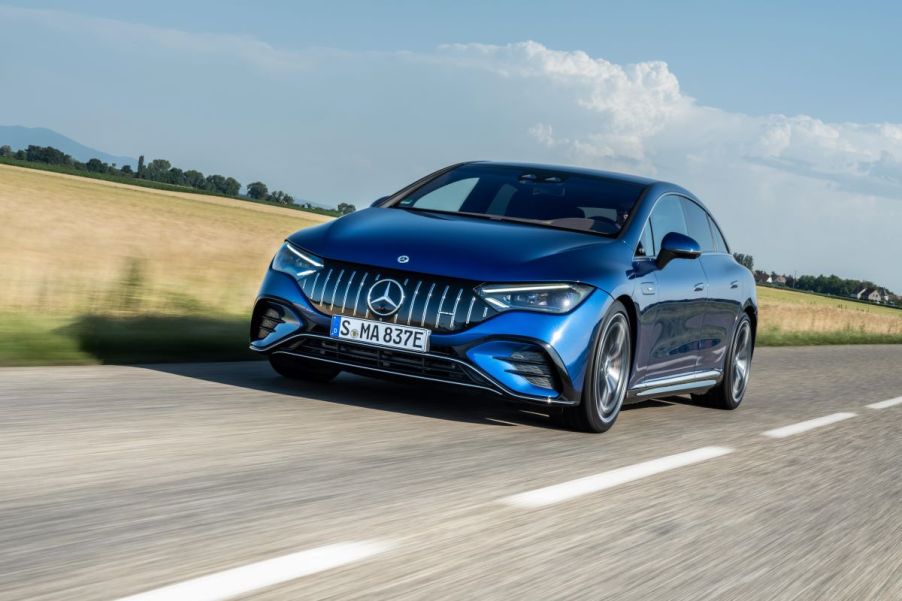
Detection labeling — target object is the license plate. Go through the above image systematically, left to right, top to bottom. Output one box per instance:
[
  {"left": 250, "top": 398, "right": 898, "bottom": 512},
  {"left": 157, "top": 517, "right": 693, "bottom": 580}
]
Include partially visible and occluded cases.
[{"left": 330, "top": 315, "right": 430, "bottom": 353}]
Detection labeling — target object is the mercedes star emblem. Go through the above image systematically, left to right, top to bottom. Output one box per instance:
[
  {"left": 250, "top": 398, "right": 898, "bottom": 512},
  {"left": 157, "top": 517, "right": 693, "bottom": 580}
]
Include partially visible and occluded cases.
[{"left": 366, "top": 278, "right": 406, "bottom": 317}]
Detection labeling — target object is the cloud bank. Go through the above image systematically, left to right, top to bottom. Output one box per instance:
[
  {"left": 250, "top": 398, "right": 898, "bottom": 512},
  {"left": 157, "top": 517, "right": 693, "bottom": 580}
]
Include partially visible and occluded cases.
[{"left": 1, "top": 8, "right": 900, "bottom": 288}]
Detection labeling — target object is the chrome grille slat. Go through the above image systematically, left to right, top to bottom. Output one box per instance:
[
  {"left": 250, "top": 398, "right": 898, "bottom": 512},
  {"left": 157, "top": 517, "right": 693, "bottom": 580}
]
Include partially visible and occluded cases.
[
  {"left": 304, "top": 261, "right": 495, "bottom": 333},
  {"left": 318, "top": 268, "right": 334, "bottom": 303},
  {"left": 329, "top": 269, "right": 345, "bottom": 310},
  {"left": 341, "top": 271, "right": 357, "bottom": 314},
  {"left": 308, "top": 272, "right": 320, "bottom": 297},
  {"left": 353, "top": 272, "right": 369, "bottom": 317},
  {"left": 394, "top": 278, "right": 410, "bottom": 323},
  {"left": 406, "top": 281, "right": 422, "bottom": 325},
  {"left": 421, "top": 283, "right": 436, "bottom": 327},
  {"left": 435, "top": 285, "right": 451, "bottom": 328},
  {"left": 449, "top": 289, "right": 463, "bottom": 328},
  {"left": 465, "top": 297, "right": 476, "bottom": 325}
]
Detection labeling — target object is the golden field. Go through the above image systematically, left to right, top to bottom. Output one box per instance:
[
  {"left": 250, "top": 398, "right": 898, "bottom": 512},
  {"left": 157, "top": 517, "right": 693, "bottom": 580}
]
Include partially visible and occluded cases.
[
  {"left": 0, "top": 162, "right": 900, "bottom": 363},
  {"left": 0, "top": 163, "right": 330, "bottom": 316},
  {"left": 756, "top": 286, "right": 902, "bottom": 344}
]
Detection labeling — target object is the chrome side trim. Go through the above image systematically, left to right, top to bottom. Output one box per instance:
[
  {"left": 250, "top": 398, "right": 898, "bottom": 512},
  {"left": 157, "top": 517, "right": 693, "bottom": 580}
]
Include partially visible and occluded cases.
[
  {"left": 631, "top": 370, "right": 721, "bottom": 391},
  {"left": 635, "top": 380, "right": 717, "bottom": 397}
]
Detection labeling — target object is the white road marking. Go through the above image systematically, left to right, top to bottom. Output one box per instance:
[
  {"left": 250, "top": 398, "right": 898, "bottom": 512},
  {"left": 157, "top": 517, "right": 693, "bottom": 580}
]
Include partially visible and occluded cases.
[
  {"left": 866, "top": 396, "right": 902, "bottom": 410},
  {"left": 762, "top": 412, "right": 857, "bottom": 439},
  {"left": 501, "top": 446, "right": 733, "bottom": 509},
  {"left": 114, "top": 540, "right": 393, "bottom": 601}
]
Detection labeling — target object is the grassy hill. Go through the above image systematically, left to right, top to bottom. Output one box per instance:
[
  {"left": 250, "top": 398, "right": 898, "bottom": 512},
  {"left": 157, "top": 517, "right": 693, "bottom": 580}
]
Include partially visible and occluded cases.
[{"left": 1, "top": 163, "right": 900, "bottom": 365}]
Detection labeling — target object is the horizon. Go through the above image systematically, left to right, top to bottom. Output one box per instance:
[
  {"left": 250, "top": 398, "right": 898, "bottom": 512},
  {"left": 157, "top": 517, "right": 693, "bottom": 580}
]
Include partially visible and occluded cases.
[{"left": 1, "top": 2, "right": 901, "bottom": 289}]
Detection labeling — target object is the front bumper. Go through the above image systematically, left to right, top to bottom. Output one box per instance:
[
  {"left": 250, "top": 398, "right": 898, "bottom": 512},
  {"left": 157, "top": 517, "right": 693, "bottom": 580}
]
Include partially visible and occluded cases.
[{"left": 251, "top": 269, "right": 613, "bottom": 405}]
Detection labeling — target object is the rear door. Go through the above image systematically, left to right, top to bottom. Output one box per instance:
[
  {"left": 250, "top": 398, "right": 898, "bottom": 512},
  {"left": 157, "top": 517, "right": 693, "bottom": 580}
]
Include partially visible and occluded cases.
[{"left": 680, "top": 198, "right": 730, "bottom": 373}]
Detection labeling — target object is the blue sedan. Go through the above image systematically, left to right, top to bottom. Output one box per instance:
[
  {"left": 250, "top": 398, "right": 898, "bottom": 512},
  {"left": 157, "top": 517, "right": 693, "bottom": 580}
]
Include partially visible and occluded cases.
[{"left": 251, "top": 162, "right": 757, "bottom": 432}]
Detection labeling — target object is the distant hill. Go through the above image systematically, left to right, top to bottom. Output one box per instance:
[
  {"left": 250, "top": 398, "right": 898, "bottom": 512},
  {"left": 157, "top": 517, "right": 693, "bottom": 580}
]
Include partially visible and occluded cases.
[{"left": 0, "top": 125, "right": 136, "bottom": 168}]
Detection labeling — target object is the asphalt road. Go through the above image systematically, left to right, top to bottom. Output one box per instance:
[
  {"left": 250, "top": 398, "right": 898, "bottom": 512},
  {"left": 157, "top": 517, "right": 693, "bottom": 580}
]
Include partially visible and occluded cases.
[{"left": 1, "top": 346, "right": 901, "bottom": 601}]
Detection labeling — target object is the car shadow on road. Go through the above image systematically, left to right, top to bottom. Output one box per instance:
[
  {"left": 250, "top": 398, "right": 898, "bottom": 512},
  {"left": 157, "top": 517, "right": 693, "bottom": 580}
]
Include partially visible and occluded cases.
[{"left": 142, "top": 361, "right": 676, "bottom": 431}]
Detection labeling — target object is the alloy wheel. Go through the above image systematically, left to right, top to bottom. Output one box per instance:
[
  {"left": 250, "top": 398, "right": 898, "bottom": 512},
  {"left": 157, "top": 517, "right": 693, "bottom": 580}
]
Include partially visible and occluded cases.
[
  {"left": 594, "top": 313, "right": 630, "bottom": 422},
  {"left": 731, "top": 320, "right": 752, "bottom": 400}
]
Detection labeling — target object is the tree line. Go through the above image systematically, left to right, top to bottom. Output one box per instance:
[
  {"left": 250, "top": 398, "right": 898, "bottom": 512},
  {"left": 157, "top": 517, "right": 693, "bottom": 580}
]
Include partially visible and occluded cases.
[
  {"left": 0, "top": 144, "right": 355, "bottom": 215},
  {"left": 732, "top": 252, "right": 896, "bottom": 301}
]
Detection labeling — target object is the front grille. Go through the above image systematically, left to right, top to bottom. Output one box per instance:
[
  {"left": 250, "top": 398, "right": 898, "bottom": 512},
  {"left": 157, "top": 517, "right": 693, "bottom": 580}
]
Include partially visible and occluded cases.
[
  {"left": 299, "top": 261, "right": 497, "bottom": 333},
  {"left": 283, "top": 336, "right": 493, "bottom": 388},
  {"left": 497, "top": 349, "right": 559, "bottom": 391}
]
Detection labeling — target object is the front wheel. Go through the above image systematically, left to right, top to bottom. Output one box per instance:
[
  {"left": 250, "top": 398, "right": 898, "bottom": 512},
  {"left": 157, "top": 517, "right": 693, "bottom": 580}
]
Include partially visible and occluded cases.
[
  {"left": 557, "top": 301, "right": 632, "bottom": 433},
  {"left": 269, "top": 353, "right": 341, "bottom": 383}
]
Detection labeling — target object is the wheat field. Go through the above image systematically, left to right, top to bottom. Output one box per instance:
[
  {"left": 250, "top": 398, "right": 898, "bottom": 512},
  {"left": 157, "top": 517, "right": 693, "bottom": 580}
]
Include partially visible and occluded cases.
[{"left": 0, "top": 163, "right": 330, "bottom": 316}]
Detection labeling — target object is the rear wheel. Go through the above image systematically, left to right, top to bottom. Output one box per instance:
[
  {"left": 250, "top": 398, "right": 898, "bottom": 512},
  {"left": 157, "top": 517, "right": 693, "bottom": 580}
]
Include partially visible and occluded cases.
[
  {"left": 557, "top": 301, "right": 631, "bottom": 433},
  {"left": 693, "top": 314, "right": 753, "bottom": 409},
  {"left": 268, "top": 353, "right": 341, "bottom": 383}
]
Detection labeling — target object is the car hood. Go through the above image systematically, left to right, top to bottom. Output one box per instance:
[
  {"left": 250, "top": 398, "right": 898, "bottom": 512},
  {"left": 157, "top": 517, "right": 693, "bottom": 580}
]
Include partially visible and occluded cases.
[{"left": 288, "top": 208, "right": 629, "bottom": 284}]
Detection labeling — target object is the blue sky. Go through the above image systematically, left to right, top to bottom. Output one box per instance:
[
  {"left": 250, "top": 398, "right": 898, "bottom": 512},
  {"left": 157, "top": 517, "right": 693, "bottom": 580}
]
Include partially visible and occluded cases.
[{"left": 1, "top": 1, "right": 901, "bottom": 288}]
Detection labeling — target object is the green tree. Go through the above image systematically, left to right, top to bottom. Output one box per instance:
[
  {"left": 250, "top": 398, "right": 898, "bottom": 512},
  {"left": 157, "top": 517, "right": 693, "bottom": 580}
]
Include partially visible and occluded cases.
[
  {"left": 0, "top": 145, "right": 11, "bottom": 157},
  {"left": 137, "top": 155, "right": 145, "bottom": 178},
  {"left": 85, "top": 158, "right": 107, "bottom": 173},
  {"left": 144, "top": 159, "right": 171, "bottom": 180},
  {"left": 120, "top": 165, "right": 134, "bottom": 176},
  {"left": 184, "top": 169, "right": 205, "bottom": 189},
  {"left": 223, "top": 177, "right": 241, "bottom": 196},
  {"left": 246, "top": 181, "right": 269, "bottom": 200},
  {"left": 336, "top": 202, "right": 356, "bottom": 216},
  {"left": 732, "top": 253, "right": 754, "bottom": 271}
]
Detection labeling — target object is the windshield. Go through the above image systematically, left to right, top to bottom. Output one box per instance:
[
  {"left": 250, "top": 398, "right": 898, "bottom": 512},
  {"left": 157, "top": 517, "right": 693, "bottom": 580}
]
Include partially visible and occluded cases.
[{"left": 392, "top": 164, "right": 647, "bottom": 236}]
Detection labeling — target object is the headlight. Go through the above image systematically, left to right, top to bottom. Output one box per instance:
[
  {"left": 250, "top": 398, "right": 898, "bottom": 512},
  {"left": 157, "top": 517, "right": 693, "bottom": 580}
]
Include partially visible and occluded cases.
[
  {"left": 271, "top": 241, "right": 323, "bottom": 281},
  {"left": 476, "top": 283, "right": 593, "bottom": 313}
]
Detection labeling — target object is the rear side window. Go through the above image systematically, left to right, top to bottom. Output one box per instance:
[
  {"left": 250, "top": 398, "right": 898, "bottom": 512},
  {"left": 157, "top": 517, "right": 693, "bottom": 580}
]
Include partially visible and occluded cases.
[
  {"left": 649, "top": 195, "right": 687, "bottom": 252},
  {"left": 681, "top": 198, "right": 715, "bottom": 252},
  {"left": 708, "top": 216, "right": 730, "bottom": 253}
]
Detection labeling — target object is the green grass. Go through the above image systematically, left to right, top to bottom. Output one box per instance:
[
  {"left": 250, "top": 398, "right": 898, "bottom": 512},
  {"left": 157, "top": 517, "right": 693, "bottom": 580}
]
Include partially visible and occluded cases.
[
  {"left": 0, "top": 313, "right": 258, "bottom": 366},
  {"left": 757, "top": 330, "right": 902, "bottom": 346}
]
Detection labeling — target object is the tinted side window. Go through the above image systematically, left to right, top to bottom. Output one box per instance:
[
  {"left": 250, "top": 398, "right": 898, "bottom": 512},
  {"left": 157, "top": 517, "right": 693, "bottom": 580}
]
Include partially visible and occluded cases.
[
  {"left": 649, "top": 195, "right": 687, "bottom": 252},
  {"left": 681, "top": 198, "right": 715, "bottom": 252},
  {"left": 709, "top": 216, "right": 730, "bottom": 253}
]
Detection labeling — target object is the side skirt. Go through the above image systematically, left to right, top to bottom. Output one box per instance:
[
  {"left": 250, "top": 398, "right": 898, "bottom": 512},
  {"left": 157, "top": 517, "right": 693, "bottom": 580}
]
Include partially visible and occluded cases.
[{"left": 626, "top": 370, "right": 721, "bottom": 401}]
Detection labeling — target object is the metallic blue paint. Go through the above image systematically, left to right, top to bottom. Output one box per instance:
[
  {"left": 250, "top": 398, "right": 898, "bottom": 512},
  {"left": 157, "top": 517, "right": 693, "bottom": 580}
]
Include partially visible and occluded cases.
[{"left": 251, "top": 162, "right": 757, "bottom": 407}]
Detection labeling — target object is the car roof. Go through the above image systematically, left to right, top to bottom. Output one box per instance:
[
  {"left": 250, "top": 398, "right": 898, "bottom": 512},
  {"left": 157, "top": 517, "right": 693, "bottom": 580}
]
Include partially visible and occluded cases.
[{"left": 470, "top": 160, "right": 661, "bottom": 187}]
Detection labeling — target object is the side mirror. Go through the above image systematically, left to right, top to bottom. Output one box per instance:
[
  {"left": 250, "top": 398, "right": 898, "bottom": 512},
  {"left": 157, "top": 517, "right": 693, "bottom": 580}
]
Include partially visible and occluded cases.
[
  {"left": 370, "top": 196, "right": 390, "bottom": 208},
  {"left": 657, "top": 232, "right": 701, "bottom": 269}
]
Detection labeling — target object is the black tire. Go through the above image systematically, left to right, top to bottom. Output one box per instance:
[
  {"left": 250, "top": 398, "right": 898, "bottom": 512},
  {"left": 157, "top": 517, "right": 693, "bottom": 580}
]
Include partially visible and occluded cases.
[
  {"left": 556, "top": 301, "right": 632, "bottom": 433},
  {"left": 692, "top": 314, "right": 753, "bottom": 409},
  {"left": 268, "top": 353, "right": 341, "bottom": 383}
]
